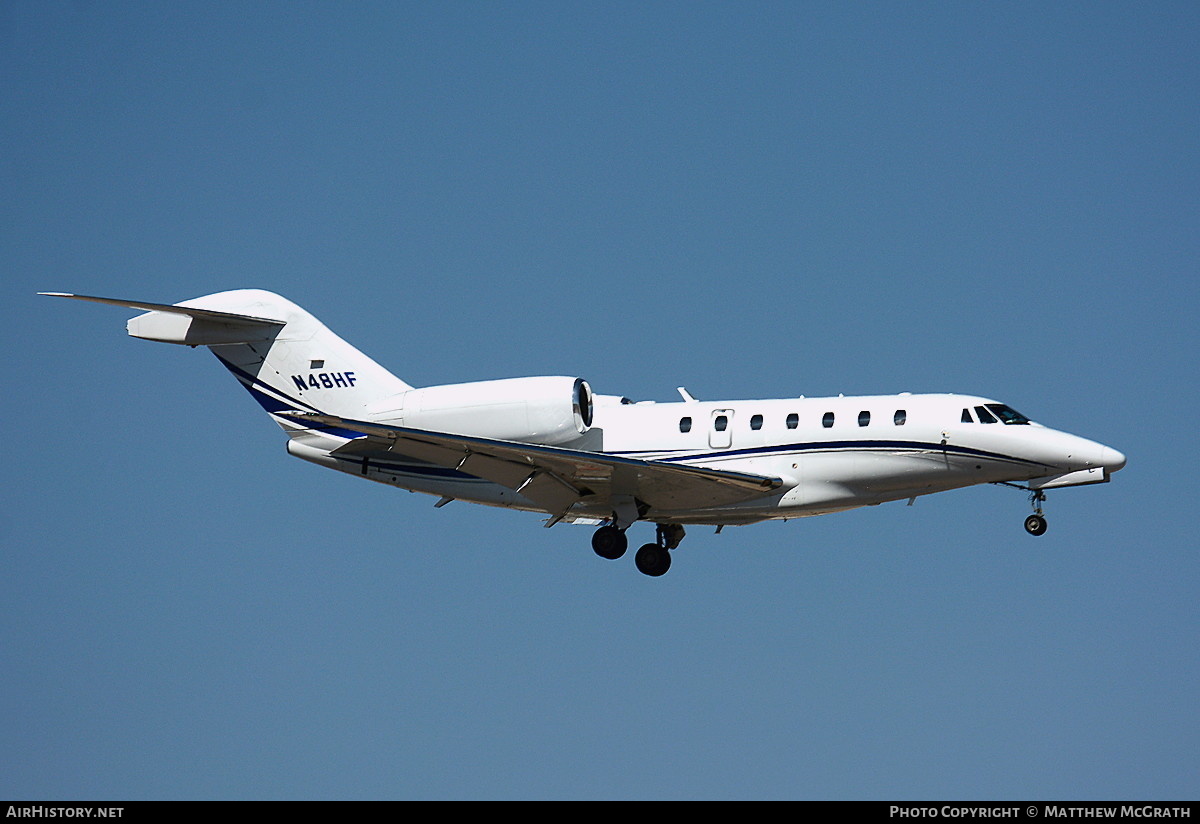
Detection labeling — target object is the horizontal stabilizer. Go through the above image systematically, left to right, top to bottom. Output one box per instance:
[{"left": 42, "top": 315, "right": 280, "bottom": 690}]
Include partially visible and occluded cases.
[{"left": 41, "top": 292, "right": 286, "bottom": 345}]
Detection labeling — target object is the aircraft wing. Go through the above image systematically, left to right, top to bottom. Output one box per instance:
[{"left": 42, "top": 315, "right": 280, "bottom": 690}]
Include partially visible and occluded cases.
[{"left": 280, "top": 412, "right": 785, "bottom": 520}]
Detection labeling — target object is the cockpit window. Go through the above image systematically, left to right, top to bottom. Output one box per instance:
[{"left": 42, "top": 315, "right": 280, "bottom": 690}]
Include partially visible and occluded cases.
[
  {"left": 986, "top": 404, "right": 1031, "bottom": 425},
  {"left": 975, "top": 405, "right": 998, "bottom": 423},
  {"left": 961, "top": 408, "right": 973, "bottom": 423}
]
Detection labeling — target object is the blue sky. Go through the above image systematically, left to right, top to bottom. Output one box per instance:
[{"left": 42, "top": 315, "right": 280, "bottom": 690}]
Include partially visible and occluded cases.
[{"left": 3, "top": 2, "right": 1198, "bottom": 800}]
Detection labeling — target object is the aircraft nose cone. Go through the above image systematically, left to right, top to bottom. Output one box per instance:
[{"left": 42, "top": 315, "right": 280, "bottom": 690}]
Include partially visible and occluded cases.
[{"left": 1102, "top": 446, "right": 1127, "bottom": 473}]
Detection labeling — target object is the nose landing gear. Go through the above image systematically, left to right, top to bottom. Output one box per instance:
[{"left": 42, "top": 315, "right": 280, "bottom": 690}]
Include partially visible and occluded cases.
[
  {"left": 996, "top": 482, "right": 1050, "bottom": 536},
  {"left": 1023, "top": 489, "right": 1048, "bottom": 536}
]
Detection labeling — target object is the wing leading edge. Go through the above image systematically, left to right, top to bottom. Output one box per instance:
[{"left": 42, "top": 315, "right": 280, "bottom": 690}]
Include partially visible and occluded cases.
[{"left": 280, "top": 411, "right": 786, "bottom": 522}]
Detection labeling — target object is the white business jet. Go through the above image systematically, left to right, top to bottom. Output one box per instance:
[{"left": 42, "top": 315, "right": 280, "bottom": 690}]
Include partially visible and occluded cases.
[{"left": 44, "top": 289, "right": 1126, "bottom": 577}]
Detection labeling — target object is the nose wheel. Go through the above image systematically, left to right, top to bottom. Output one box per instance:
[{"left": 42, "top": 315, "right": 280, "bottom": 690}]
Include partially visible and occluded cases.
[
  {"left": 996, "top": 482, "right": 1050, "bottom": 536},
  {"left": 1022, "top": 488, "right": 1048, "bottom": 536}
]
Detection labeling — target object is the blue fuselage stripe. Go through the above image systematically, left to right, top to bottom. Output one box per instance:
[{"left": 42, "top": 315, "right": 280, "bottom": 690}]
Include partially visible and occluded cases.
[
  {"left": 213, "top": 353, "right": 366, "bottom": 439},
  {"left": 608, "top": 440, "right": 1045, "bottom": 468}
]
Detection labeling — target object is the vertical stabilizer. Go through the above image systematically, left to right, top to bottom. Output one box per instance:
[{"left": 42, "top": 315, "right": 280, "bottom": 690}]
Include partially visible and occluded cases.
[
  {"left": 43, "top": 290, "right": 413, "bottom": 427},
  {"left": 180, "top": 290, "right": 412, "bottom": 423}
]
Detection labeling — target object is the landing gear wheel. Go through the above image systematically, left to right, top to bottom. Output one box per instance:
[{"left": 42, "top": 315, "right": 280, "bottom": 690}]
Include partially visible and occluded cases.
[
  {"left": 1024, "top": 514, "right": 1048, "bottom": 536},
  {"left": 591, "top": 525, "right": 628, "bottom": 560},
  {"left": 635, "top": 543, "right": 672, "bottom": 577}
]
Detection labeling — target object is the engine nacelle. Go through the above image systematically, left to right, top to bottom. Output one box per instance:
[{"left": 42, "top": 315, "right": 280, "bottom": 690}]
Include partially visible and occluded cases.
[{"left": 367, "top": 376, "right": 593, "bottom": 446}]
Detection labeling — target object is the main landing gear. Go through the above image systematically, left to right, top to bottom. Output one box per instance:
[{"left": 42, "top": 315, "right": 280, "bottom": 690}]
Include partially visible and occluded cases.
[
  {"left": 592, "top": 522, "right": 686, "bottom": 577},
  {"left": 591, "top": 524, "right": 628, "bottom": 560}
]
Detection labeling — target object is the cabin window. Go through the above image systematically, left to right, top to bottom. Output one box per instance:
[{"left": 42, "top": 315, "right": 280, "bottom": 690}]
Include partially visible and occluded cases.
[
  {"left": 975, "top": 405, "right": 998, "bottom": 423},
  {"left": 961, "top": 408, "right": 974, "bottom": 423},
  {"left": 894, "top": 409, "right": 907, "bottom": 426},
  {"left": 858, "top": 410, "right": 871, "bottom": 427},
  {"left": 786, "top": 412, "right": 799, "bottom": 429},
  {"left": 822, "top": 412, "right": 835, "bottom": 428},
  {"left": 750, "top": 414, "right": 763, "bottom": 431},
  {"left": 714, "top": 415, "right": 728, "bottom": 432},
  {"left": 679, "top": 416, "right": 692, "bottom": 433}
]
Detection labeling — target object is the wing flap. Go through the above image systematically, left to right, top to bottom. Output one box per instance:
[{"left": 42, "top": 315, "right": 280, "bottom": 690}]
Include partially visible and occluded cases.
[{"left": 286, "top": 412, "right": 784, "bottom": 514}]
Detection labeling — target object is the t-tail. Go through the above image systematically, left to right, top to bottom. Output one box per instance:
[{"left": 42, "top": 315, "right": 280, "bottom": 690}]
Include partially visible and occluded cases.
[{"left": 41, "top": 290, "right": 412, "bottom": 431}]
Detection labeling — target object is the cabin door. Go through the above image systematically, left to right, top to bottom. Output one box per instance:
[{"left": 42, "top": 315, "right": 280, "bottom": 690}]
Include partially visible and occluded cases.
[{"left": 709, "top": 409, "right": 734, "bottom": 449}]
